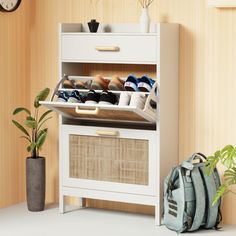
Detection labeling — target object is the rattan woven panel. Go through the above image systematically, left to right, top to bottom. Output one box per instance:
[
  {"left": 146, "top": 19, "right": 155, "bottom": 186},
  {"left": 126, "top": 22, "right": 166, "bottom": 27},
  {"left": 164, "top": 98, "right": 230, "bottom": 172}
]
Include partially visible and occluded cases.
[{"left": 69, "top": 135, "right": 149, "bottom": 185}]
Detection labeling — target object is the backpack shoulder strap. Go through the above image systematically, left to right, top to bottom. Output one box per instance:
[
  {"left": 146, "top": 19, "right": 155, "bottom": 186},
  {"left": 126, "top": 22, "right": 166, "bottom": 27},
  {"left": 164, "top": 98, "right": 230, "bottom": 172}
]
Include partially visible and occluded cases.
[
  {"left": 199, "top": 166, "right": 221, "bottom": 229},
  {"left": 188, "top": 167, "right": 206, "bottom": 231}
]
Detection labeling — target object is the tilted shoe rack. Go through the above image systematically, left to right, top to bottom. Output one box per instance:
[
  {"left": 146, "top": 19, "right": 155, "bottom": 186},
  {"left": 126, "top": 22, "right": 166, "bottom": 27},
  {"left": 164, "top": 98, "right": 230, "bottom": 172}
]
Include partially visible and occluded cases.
[
  {"left": 40, "top": 23, "right": 179, "bottom": 225},
  {"left": 45, "top": 74, "right": 155, "bottom": 123}
]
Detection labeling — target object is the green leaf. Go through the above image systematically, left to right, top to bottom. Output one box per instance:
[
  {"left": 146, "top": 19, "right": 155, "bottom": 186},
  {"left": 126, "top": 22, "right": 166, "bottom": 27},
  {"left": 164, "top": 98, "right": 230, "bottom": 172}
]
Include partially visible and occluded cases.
[
  {"left": 34, "top": 88, "right": 50, "bottom": 108},
  {"left": 13, "top": 107, "right": 31, "bottom": 116},
  {"left": 38, "top": 110, "right": 52, "bottom": 123},
  {"left": 26, "top": 116, "right": 35, "bottom": 121},
  {"left": 37, "top": 116, "right": 52, "bottom": 131},
  {"left": 25, "top": 119, "right": 37, "bottom": 129},
  {"left": 12, "top": 120, "right": 30, "bottom": 138},
  {"left": 37, "top": 128, "right": 48, "bottom": 140},
  {"left": 36, "top": 131, "right": 47, "bottom": 150},
  {"left": 20, "top": 136, "right": 31, "bottom": 143},
  {"left": 27, "top": 142, "right": 36, "bottom": 153},
  {"left": 207, "top": 144, "right": 236, "bottom": 206},
  {"left": 27, "top": 145, "right": 31, "bottom": 152},
  {"left": 220, "top": 145, "right": 236, "bottom": 168},
  {"left": 221, "top": 145, "right": 234, "bottom": 153},
  {"left": 205, "top": 151, "right": 220, "bottom": 176},
  {"left": 224, "top": 167, "right": 236, "bottom": 185},
  {"left": 212, "top": 184, "right": 227, "bottom": 206}
]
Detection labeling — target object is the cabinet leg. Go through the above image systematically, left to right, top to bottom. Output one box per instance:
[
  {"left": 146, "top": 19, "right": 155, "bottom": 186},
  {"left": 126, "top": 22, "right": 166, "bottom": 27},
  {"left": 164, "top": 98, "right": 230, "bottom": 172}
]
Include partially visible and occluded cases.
[
  {"left": 59, "top": 195, "right": 65, "bottom": 213},
  {"left": 79, "top": 197, "right": 86, "bottom": 208},
  {"left": 82, "top": 198, "right": 86, "bottom": 207},
  {"left": 155, "top": 204, "right": 161, "bottom": 226}
]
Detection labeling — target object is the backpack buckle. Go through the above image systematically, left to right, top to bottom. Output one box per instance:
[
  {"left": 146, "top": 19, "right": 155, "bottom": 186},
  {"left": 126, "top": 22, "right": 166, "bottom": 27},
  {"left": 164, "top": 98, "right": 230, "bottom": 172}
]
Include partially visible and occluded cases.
[{"left": 185, "top": 170, "right": 192, "bottom": 182}]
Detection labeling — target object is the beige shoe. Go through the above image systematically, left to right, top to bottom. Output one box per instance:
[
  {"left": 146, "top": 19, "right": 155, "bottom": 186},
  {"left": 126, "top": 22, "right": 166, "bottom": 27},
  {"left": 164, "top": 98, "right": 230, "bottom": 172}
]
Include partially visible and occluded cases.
[
  {"left": 91, "top": 75, "right": 110, "bottom": 90},
  {"left": 108, "top": 75, "right": 125, "bottom": 91},
  {"left": 62, "top": 79, "right": 74, "bottom": 89},
  {"left": 75, "top": 80, "right": 92, "bottom": 89}
]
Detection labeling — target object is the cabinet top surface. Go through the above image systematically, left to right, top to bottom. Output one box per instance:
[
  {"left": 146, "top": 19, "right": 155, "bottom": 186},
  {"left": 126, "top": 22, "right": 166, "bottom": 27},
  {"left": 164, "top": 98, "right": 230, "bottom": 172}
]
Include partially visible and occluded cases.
[
  {"left": 60, "top": 23, "right": 179, "bottom": 34},
  {"left": 61, "top": 32, "right": 159, "bottom": 36}
]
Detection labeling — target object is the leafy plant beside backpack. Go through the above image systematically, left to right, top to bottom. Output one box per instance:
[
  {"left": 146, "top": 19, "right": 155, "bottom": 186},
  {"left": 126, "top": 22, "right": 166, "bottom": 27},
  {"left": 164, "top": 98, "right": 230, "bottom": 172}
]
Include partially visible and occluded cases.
[{"left": 205, "top": 145, "right": 236, "bottom": 205}]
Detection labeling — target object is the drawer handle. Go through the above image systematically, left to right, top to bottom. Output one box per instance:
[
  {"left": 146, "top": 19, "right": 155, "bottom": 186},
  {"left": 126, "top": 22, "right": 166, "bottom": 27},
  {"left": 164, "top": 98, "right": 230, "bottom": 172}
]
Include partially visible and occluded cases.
[
  {"left": 95, "top": 46, "right": 120, "bottom": 52},
  {"left": 75, "top": 107, "right": 99, "bottom": 115},
  {"left": 96, "top": 130, "right": 119, "bottom": 137}
]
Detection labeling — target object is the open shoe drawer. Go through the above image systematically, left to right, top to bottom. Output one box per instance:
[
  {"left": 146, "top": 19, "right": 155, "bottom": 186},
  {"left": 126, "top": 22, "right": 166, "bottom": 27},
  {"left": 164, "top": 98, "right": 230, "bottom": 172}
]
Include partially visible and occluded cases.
[{"left": 40, "top": 101, "right": 156, "bottom": 123}]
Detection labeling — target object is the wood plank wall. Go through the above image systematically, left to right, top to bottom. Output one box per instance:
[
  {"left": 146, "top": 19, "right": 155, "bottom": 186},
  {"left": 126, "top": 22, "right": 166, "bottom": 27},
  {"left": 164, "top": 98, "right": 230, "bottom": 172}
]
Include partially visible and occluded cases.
[
  {"left": 1, "top": 0, "right": 236, "bottom": 224},
  {"left": 0, "top": 1, "right": 31, "bottom": 208}
]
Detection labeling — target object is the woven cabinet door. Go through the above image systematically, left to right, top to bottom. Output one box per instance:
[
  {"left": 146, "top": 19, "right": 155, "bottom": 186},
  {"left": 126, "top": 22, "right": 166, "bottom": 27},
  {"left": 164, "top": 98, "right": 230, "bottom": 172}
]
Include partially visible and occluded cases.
[{"left": 69, "top": 135, "right": 149, "bottom": 185}]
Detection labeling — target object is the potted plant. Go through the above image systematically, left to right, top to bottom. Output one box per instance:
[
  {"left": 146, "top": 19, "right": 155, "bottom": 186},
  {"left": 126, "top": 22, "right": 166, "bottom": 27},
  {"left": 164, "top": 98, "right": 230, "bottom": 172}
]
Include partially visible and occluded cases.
[
  {"left": 12, "top": 88, "right": 52, "bottom": 211},
  {"left": 205, "top": 145, "right": 236, "bottom": 205}
]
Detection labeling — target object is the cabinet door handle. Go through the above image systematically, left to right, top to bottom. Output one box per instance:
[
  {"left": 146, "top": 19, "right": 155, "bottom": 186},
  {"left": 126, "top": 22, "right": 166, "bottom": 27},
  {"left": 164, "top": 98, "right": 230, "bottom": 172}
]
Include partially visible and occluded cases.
[
  {"left": 95, "top": 46, "right": 120, "bottom": 52},
  {"left": 75, "top": 107, "right": 99, "bottom": 115},
  {"left": 96, "top": 130, "right": 119, "bottom": 137}
]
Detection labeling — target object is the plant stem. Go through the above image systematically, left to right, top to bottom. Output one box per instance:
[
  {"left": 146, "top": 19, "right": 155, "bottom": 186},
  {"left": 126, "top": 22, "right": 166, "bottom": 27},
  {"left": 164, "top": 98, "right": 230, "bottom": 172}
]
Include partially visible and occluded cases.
[{"left": 32, "top": 128, "right": 37, "bottom": 158}]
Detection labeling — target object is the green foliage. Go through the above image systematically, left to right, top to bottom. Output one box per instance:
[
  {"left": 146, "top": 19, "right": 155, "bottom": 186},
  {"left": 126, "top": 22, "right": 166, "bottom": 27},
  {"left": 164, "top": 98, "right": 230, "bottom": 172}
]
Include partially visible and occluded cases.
[
  {"left": 12, "top": 88, "right": 52, "bottom": 158},
  {"left": 34, "top": 88, "right": 50, "bottom": 108},
  {"left": 13, "top": 107, "right": 31, "bottom": 116},
  {"left": 38, "top": 110, "right": 52, "bottom": 123},
  {"left": 25, "top": 116, "right": 37, "bottom": 129},
  {"left": 38, "top": 116, "right": 52, "bottom": 131},
  {"left": 12, "top": 120, "right": 30, "bottom": 138},
  {"left": 37, "top": 128, "right": 48, "bottom": 140},
  {"left": 36, "top": 131, "right": 47, "bottom": 150},
  {"left": 20, "top": 136, "right": 31, "bottom": 143},
  {"left": 28, "top": 142, "right": 37, "bottom": 153},
  {"left": 205, "top": 145, "right": 236, "bottom": 205},
  {"left": 221, "top": 145, "right": 236, "bottom": 168},
  {"left": 205, "top": 150, "right": 220, "bottom": 176},
  {"left": 224, "top": 167, "right": 236, "bottom": 185},
  {"left": 212, "top": 184, "right": 227, "bottom": 206}
]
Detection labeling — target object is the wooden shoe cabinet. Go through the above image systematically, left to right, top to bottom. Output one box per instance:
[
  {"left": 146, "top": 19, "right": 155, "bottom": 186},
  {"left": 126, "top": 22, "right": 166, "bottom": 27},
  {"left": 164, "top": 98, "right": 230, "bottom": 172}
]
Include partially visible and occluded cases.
[{"left": 41, "top": 23, "right": 179, "bottom": 225}]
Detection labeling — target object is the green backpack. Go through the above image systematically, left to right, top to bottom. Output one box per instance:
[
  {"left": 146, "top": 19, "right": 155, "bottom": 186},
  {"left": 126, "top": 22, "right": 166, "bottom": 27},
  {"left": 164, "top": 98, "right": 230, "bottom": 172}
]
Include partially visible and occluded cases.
[{"left": 163, "top": 153, "right": 222, "bottom": 233}]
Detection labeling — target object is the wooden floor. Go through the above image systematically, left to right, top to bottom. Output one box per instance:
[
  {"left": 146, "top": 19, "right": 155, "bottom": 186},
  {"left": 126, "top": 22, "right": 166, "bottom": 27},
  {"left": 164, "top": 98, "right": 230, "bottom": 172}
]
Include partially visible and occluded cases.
[{"left": 0, "top": 203, "right": 235, "bottom": 236}]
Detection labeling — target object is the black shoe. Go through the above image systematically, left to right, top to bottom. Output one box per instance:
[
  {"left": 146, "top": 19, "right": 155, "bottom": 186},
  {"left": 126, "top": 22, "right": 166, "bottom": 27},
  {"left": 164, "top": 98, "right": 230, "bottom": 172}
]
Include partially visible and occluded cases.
[
  {"left": 85, "top": 90, "right": 100, "bottom": 104},
  {"left": 99, "top": 90, "right": 117, "bottom": 105}
]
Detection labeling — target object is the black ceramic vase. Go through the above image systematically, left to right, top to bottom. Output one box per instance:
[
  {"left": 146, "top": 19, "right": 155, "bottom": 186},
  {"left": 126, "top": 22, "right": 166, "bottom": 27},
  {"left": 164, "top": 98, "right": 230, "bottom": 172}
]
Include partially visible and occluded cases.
[
  {"left": 88, "top": 19, "right": 99, "bottom": 33},
  {"left": 26, "top": 157, "right": 45, "bottom": 211}
]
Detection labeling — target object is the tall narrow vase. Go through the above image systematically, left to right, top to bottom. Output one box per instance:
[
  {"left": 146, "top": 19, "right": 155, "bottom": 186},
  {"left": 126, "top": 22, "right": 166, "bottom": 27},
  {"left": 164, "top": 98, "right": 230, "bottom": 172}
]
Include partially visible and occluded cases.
[
  {"left": 139, "top": 8, "right": 150, "bottom": 33},
  {"left": 26, "top": 157, "right": 45, "bottom": 211}
]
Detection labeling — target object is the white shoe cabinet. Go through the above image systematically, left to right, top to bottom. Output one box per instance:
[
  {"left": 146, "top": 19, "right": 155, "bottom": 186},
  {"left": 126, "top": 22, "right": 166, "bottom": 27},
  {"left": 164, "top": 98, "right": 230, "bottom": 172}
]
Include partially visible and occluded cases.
[{"left": 41, "top": 23, "right": 179, "bottom": 225}]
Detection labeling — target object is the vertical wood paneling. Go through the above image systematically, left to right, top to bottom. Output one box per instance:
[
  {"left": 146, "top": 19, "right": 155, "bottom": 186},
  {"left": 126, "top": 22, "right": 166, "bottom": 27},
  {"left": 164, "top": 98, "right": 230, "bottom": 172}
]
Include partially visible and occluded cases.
[
  {"left": 0, "top": 0, "right": 31, "bottom": 207},
  {"left": 1, "top": 0, "right": 235, "bottom": 224}
]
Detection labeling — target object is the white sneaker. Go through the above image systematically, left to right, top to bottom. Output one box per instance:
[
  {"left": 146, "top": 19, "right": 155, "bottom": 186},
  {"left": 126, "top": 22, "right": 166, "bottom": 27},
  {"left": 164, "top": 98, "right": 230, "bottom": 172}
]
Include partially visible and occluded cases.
[
  {"left": 118, "top": 92, "right": 131, "bottom": 106},
  {"left": 129, "top": 93, "right": 146, "bottom": 109}
]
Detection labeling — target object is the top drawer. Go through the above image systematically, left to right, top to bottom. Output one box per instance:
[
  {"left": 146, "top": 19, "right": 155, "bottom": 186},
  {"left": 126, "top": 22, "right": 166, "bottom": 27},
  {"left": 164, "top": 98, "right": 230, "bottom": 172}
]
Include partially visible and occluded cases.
[{"left": 61, "top": 34, "right": 157, "bottom": 64}]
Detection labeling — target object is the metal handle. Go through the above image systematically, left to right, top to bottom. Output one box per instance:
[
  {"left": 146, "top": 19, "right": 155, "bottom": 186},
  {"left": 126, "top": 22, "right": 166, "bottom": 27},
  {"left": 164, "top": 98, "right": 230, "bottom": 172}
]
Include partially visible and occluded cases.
[
  {"left": 95, "top": 46, "right": 120, "bottom": 52},
  {"left": 50, "top": 74, "right": 68, "bottom": 101},
  {"left": 75, "top": 107, "right": 99, "bottom": 115},
  {"left": 96, "top": 130, "right": 119, "bottom": 137}
]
